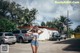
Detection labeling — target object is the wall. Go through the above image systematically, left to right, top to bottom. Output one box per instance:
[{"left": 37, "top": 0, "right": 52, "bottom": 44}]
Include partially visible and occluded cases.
[
  {"left": 38, "top": 28, "right": 59, "bottom": 40},
  {"left": 74, "top": 33, "right": 80, "bottom": 38}
]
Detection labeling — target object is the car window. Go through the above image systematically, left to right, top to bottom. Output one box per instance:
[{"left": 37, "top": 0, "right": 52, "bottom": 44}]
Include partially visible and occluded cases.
[
  {"left": 13, "top": 30, "right": 20, "bottom": 34},
  {"left": 21, "top": 30, "right": 27, "bottom": 33},
  {"left": 0, "top": 33, "right": 3, "bottom": 36},
  {"left": 5, "top": 33, "right": 13, "bottom": 36},
  {"left": 54, "top": 33, "right": 57, "bottom": 35}
]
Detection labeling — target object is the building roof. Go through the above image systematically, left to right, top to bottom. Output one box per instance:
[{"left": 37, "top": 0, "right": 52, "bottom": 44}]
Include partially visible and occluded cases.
[
  {"left": 18, "top": 26, "right": 58, "bottom": 31},
  {"left": 38, "top": 26, "right": 58, "bottom": 31}
]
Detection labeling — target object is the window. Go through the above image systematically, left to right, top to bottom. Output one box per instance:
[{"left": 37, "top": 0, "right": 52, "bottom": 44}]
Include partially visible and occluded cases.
[
  {"left": 21, "top": 30, "right": 27, "bottom": 33},
  {"left": 5, "top": 33, "right": 13, "bottom": 36}
]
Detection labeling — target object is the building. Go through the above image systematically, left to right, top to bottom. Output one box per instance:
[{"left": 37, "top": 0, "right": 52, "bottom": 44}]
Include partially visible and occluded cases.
[
  {"left": 18, "top": 26, "right": 59, "bottom": 40},
  {"left": 38, "top": 26, "right": 58, "bottom": 40}
]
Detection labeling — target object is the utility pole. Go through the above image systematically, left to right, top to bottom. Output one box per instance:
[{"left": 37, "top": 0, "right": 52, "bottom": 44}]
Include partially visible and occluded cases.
[
  {"left": 7, "top": 0, "right": 13, "bottom": 2},
  {"left": 26, "top": 0, "right": 29, "bottom": 8},
  {"left": 67, "top": 10, "right": 69, "bottom": 38}
]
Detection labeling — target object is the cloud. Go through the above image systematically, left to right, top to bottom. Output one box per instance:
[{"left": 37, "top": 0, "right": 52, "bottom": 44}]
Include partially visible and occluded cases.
[
  {"left": 12, "top": 0, "right": 80, "bottom": 29},
  {"left": 70, "top": 9, "right": 80, "bottom": 22}
]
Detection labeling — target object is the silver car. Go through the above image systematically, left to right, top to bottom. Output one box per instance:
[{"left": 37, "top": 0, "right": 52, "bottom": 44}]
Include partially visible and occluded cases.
[
  {"left": 13, "top": 29, "right": 32, "bottom": 43},
  {"left": 0, "top": 32, "right": 16, "bottom": 44}
]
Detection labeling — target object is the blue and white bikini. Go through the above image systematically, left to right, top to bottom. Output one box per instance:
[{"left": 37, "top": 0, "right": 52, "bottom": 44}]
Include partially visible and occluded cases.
[{"left": 31, "top": 33, "right": 39, "bottom": 46}]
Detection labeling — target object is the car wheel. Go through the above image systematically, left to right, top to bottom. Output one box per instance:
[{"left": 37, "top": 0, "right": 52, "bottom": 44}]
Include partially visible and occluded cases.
[
  {"left": 64, "top": 37, "right": 66, "bottom": 39},
  {"left": 18, "top": 38, "right": 23, "bottom": 43},
  {"left": 58, "top": 39, "right": 60, "bottom": 41},
  {"left": 1, "top": 40, "right": 4, "bottom": 44},
  {"left": 28, "top": 40, "right": 32, "bottom": 43},
  {"left": 12, "top": 42, "right": 16, "bottom": 44}
]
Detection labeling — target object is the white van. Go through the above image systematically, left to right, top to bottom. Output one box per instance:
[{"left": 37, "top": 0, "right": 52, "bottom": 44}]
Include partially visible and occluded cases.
[{"left": 50, "top": 31, "right": 61, "bottom": 41}]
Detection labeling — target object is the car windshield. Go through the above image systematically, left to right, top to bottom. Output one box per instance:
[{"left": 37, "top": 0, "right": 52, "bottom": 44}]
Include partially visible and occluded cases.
[
  {"left": 13, "top": 30, "right": 20, "bottom": 34},
  {"left": 21, "top": 30, "right": 27, "bottom": 33},
  {"left": 5, "top": 33, "right": 13, "bottom": 36}
]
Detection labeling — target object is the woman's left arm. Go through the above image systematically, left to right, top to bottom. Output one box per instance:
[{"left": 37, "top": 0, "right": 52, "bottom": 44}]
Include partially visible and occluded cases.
[{"left": 38, "top": 29, "right": 43, "bottom": 35}]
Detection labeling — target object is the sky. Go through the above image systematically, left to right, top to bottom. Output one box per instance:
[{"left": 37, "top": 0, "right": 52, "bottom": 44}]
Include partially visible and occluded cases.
[{"left": 10, "top": 0, "right": 80, "bottom": 30}]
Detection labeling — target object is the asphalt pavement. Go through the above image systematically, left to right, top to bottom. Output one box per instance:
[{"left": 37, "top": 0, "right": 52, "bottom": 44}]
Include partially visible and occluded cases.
[{"left": 0, "top": 38, "right": 80, "bottom": 53}]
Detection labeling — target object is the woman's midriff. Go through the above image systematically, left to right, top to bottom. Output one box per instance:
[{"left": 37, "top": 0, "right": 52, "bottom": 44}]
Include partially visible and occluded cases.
[{"left": 32, "top": 37, "right": 37, "bottom": 41}]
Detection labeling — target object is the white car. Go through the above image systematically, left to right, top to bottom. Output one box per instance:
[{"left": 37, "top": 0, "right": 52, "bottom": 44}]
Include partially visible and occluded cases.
[
  {"left": 0, "top": 32, "right": 16, "bottom": 44},
  {"left": 61, "top": 34, "right": 67, "bottom": 39}
]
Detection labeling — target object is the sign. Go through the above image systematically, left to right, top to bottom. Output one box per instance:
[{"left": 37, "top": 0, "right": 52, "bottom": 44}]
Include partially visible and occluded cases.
[{"left": 0, "top": 44, "right": 9, "bottom": 53}]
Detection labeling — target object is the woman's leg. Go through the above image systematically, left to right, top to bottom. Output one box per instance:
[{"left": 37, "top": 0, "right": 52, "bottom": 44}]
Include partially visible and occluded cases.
[
  {"left": 31, "top": 40, "right": 38, "bottom": 53},
  {"left": 35, "top": 41, "right": 39, "bottom": 53},
  {"left": 31, "top": 45, "right": 36, "bottom": 53},
  {"left": 35, "top": 46, "right": 38, "bottom": 53}
]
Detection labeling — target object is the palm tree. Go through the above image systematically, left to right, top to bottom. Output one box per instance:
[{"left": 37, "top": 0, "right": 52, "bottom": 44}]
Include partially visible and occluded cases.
[
  {"left": 46, "top": 16, "right": 72, "bottom": 37},
  {"left": 59, "top": 16, "right": 72, "bottom": 38}
]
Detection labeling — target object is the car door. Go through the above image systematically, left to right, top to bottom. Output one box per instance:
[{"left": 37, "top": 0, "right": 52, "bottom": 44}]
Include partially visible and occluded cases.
[{"left": 21, "top": 30, "right": 28, "bottom": 40}]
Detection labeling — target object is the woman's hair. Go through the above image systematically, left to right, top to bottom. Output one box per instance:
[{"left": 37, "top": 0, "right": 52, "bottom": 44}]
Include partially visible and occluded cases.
[
  {"left": 30, "top": 26, "right": 39, "bottom": 33},
  {"left": 33, "top": 26, "right": 38, "bottom": 29},
  {"left": 31, "top": 29, "right": 38, "bottom": 33}
]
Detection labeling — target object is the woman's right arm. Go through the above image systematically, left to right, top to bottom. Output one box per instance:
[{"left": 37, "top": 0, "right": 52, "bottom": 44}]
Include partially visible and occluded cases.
[{"left": 27, "top": 27, "right": 33, "bottom": 35}]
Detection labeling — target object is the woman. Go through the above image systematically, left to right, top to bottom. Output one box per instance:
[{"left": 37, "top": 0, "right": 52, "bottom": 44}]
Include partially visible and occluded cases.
[{"left": 28, "top": 26, "right": 43, "bottom": 53}]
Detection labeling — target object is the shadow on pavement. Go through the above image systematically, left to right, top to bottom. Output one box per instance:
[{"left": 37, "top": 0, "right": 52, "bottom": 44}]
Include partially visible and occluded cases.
[
  {"left": 54, "top": 38, "right": 80, "bottom": 52},
  {"left": 17, "top": 42, "right": 31, "bottom": 44}
]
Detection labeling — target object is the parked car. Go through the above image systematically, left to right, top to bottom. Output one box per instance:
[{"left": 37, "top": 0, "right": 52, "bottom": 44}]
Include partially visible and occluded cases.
[
  {"left": 12, "top": 29, "right": 32, "bottom": 43},
  {"left": 0, "top": 32, "right": 16, "bottom": 44},
  {"left": 50, "top": 32, "right": 62, "bottom": 41},
  {"left": 61, "top": 34, "right": 67, "bottom": 39}
]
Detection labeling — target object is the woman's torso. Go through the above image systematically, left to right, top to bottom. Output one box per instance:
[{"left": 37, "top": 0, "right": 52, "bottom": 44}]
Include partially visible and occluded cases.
[{"left": 32, "top": 33, "right": 39, "bottom": 40}]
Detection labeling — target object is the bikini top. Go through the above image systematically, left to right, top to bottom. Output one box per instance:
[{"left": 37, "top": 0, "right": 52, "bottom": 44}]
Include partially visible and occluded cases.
[{"left": 32, "top": 33, "right": 39, "bottom": 39}]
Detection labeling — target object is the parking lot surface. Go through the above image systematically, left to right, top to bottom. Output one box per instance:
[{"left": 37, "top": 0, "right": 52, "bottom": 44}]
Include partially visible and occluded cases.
[{"left": 0, "top": 38, "right": 80, "bottom": 53}]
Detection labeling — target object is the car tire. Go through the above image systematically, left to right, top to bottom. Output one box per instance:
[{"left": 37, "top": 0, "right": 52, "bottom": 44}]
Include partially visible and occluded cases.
[
  {"left": 18, "top": 38, "right": 23, "bottom": 43},
  {"left": 64, "top": 38, "right": 66, "bottom": 40},
  {"left": 1, "top": 40, "right": 4, "bottom": 44},
  {"left": 28, "top": 40, "right": 32, "bottom": 43},
  {"left": 12, "top": 42, "right": 16, "bottom": 44}
]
